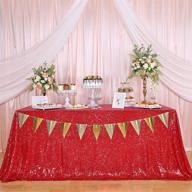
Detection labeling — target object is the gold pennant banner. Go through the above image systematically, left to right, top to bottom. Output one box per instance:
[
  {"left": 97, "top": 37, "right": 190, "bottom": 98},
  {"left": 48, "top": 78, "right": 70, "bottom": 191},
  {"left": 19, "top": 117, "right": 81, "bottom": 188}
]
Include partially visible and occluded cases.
[
  {"left": 18, "top": 111, "right": 169, "bottom": 139},
  {"left": 158, "top": 112, "right": 169, "bottom": 128},
  {"left": 18, "top": 113, "right": 29, "bottom": 128},
  {"left": 33, "top": 117, "right": 43, "bottom": 132},
  {"left": 144, "top": 117, "right": 154, "bottom": 132},
  {"left": 46, "top": 120, "right": 57, "bottom": 135},
  {"left": 131, "top": 120, "right": 141, "bottom": 135},
  {"left": 117, "top": 122, "right": 128, "bottom": 138},
  {"left": 62, "top": 123, "right": 71, "bottom": 138},
  {"left": 77, "top": 124, "right": 87, "bottom": 139},
  {"left": 92, "top": 124, "right": 102, "bottom": 140},
  {"left": 105, "top": 124, "right": 115, "bottom": 139}
]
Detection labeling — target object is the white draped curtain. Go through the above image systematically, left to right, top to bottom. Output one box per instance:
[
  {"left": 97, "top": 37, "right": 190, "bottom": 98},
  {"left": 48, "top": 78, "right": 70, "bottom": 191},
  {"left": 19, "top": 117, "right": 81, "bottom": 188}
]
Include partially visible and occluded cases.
[
  {"left": 0, "top": 0, "right": 88, "bottom": 104},
  {"left": 1, "top": 0, "right": 192, "bottom": 152}
]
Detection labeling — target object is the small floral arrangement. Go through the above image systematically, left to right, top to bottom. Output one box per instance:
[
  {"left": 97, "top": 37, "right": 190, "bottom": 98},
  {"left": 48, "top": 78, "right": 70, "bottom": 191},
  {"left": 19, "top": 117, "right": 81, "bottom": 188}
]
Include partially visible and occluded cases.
[
  {"left": 129, "top": 44, "right": 160, "bottom": 83},
  {"left": 28, "top": 62, "right": 57, "bottom": 95}
]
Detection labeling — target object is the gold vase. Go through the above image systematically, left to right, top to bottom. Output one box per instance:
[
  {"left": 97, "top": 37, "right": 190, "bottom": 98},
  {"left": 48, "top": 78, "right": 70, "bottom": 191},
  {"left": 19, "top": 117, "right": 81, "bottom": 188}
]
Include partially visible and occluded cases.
[{"left": 142, "top": 76, "right": 147, "bottom": 103}]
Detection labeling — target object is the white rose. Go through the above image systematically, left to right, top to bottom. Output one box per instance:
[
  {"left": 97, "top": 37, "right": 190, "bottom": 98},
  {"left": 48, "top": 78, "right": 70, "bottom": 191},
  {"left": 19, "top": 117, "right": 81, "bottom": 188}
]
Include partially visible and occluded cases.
[
  {"left": 147, "top": 58, "right": 151, "bottom": 63},
  {"left": 141, "top": 60, "right": 145, "bottom": 64},
  {"left": 150, "top": 62, "right": 156, "bottom": 68},
  {"left": 143, "top": 63, "right": 148, "bottom": 69},
  {"left": 137, "top": 65, "right": 140, "bottom": 69},
  {"left": 35, "top": 75, "right": 41, "bottom": 81},
  {"left": 41, "top": 80, "right": 45, "bottom": 83},
  {"left": 44, "top": 84, "right": 50, "bottom": 90}
]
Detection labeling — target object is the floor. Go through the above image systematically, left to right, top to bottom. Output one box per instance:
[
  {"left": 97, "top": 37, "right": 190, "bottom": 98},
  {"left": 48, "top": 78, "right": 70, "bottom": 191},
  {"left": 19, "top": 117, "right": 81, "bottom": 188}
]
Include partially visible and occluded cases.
[{"left": 0, "top": 152, "right": 192, "bottom": 192}]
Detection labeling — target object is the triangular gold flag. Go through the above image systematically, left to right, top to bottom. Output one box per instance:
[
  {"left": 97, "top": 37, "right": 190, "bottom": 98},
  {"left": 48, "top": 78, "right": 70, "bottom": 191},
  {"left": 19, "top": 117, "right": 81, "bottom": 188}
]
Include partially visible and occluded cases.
[
  {"left": 158, "top": 112, "right": 169, "bottom": 128},
  {"left": 18, "top": 113, "right": 29, "bottom": 128},
  {"left": 33, "top": 117, "right": 43, "bottom": 132},
  {"left": 144, "top": 117, "right": 154, "bottom": 132},
  {"left": 46, "top": 120, "right": 57, "bottom": 135},
  {"left": 131, "top": 120, "right": 141, "bottom": 135},
  {"left": 117, "top": 122, "right": 128, "bottom": 138},
  {"left": 62, "top": 123, "right": 71, "bottom": 138},
  {"left": 77, "top": 124, "right": 87, "bottom": 139},
  {"left": 92, "top": 124, "right": 102, "bottom": 140},
  {"left": 104, "top": 124, "right": 115, "bottom": 139}
]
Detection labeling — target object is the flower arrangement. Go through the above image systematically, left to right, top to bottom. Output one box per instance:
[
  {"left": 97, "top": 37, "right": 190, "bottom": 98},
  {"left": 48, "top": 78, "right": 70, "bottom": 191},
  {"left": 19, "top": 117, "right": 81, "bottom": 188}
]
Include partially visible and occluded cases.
[
  {"left": 129, "top": 44, "right": 160, "bottom": 83},
  {"left": 129, "top": 44, "right": 160, "bottom": 102},
  {"left": 28, "top": 63, "right": 57, "bottom": 95}
]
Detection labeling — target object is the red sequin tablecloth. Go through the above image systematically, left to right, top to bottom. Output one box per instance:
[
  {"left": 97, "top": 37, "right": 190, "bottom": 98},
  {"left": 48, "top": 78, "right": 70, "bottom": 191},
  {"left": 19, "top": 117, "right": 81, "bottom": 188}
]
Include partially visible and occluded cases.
[{"left": 0, "top": 105, "right": 192, "bottom": 182}]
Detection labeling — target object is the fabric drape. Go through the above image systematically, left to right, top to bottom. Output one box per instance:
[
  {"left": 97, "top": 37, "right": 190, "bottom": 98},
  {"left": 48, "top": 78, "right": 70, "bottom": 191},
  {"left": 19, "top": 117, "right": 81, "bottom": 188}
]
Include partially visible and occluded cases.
[
  {"left": 0, "top": 0, "right": 88, "bottom": 104},
  {"left": 113, "top": 0, "right": 192, "bottom": 102}
]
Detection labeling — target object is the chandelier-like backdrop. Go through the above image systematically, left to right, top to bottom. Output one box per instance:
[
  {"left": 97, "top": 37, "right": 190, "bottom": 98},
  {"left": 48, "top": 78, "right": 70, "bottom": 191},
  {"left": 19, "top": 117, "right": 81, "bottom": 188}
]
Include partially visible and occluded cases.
[{"left": 0, "top": 0, "right": 192, "bottom": 151}]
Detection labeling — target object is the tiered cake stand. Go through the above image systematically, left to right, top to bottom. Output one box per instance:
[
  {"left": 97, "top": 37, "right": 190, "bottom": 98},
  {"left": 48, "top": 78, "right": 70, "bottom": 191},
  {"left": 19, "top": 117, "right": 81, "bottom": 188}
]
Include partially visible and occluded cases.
[
  {"left": 118, "top": 82, "right": 135, "bottom": 107},
  {"left": 83, "top": 84, "right": 102, "bottom": 107},
  {"left": 57, "top": 90, "right": 76, "bottom": 107}
]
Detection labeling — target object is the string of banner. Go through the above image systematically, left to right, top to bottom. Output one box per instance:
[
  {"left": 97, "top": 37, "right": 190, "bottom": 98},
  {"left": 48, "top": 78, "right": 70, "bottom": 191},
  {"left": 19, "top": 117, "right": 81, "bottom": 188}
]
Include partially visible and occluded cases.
[{"left": 18, "top": 112, "right": 169, "bottom": 140}]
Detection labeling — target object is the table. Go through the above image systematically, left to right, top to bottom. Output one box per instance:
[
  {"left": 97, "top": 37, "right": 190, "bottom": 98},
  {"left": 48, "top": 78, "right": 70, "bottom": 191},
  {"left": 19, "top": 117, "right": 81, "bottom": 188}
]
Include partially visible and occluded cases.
[{"left": 0, "top": 105, "right": 192, "bottom": 182}]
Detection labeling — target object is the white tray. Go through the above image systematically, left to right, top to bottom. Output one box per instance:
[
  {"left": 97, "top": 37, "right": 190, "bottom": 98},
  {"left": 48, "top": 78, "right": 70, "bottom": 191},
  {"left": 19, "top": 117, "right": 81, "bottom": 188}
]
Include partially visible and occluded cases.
[
  {"left": 32, "top": 104, "right": 63, "bottom": 110},
  {"left": 133, "top": 104, "right": 161, "bottom": 109},
  {"left": 65, "top": 105, "right": 88, "bottom": 110}
]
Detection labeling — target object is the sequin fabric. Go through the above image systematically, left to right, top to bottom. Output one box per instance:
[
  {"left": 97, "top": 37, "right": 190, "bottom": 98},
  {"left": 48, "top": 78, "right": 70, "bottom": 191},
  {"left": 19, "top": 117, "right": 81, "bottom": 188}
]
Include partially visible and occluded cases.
[{"left": 0, "top": 105, "right": 192, "bottom": 182}]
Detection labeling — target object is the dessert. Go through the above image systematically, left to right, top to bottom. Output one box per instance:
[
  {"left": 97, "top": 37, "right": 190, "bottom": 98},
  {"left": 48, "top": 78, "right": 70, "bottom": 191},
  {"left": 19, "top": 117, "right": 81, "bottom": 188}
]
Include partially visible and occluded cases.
[
  {"left": 83, "top": 75, "right": 103, "bottom": 87},
  {"left": 118, "top": 82, "right": 135, "bottom": 107},
  {"left": 58, "top": 83, "right": 76, "bottom": 91},
  {"left": 70, "top": 83, "right": 76, "bottom": 90},
  {"left": 64, "top": 84, "right": 70, "bottom": 90},
  {"left": 118, "top": 87, "right": 133, "bottom": 93},
  {"left": 126, "top": 95, "right": 134, "bottom": 100},
  {"left": 137, "top": 101, "right": 159, "bottom": 105},
  {"left": 134, "top": 102, "right": 161, "bottom": 109},
  {"left": 32, "top": 103, "right": 63, "bottom": 110},
  {"left": 65, "top": 104, "right": 88, "bottom": 109}
]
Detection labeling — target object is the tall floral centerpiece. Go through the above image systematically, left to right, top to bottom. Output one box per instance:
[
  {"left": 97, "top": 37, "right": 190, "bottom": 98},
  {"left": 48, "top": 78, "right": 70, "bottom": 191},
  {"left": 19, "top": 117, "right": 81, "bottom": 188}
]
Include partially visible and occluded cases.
[
  {"left": 129, "top": 44, "right": 160, "bottom": 102},
  {"left": 28, "top": 63, "right": 58, "bottom": 95}
]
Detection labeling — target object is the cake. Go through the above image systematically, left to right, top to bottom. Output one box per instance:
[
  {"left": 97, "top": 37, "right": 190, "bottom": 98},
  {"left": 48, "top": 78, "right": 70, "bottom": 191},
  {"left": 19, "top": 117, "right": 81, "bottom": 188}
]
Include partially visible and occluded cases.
[
  {"left": 83, "top": 75, "right": 103, "bottom": 87},
  {"left": 118, "top": 82, "right": 135, "bottom": 107},
  {"left": 58, "top": 83, "right": 76, "bottom": 91},
  {"left": 70, "top": 83, "right": 76, "bottom": 90},
  {"left": 63, "top": 84, "right": 70, "bottom": 90},
  {"left": 118, "top": 87, "right": 133, "bottom": 93},
  {"left": 126, "top": 95, "right": 134, "bottom": 100},
  {"left": 138, "top": 101, "right": 158, "bottom": 105}
]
